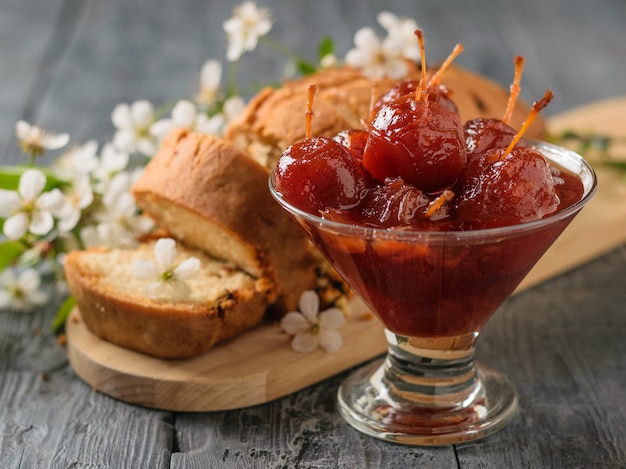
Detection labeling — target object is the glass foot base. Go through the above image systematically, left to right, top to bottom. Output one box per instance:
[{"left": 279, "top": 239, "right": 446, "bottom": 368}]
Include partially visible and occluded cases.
[{"left": 337, "top": 358, "right": 518, "bottom": 446}]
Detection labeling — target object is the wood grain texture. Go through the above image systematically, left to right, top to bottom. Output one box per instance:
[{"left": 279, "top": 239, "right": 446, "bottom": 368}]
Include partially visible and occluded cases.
[
  {"left": 1, "top": 0, "right": 626, "bottom": 467},
  {"left": 66, "top": 301, "right": 387, "bottom": 412}
]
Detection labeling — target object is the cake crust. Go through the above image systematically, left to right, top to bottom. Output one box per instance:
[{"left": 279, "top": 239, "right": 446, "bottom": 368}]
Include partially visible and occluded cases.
[
  {"left": 132, "top": 129, "right": 317, "bottom": 312},
  {"left": 64, "top": 244, "right": 273, "bottom": 359}
]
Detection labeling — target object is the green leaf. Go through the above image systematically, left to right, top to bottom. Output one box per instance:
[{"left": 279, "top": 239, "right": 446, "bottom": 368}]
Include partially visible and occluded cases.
[
  {"left": 318, "top": 36, "right": 335, "bottom": 59},
  {"left": 295, "top": 59, "right": 317, "bottom": 76},
  {"left": 601, "top": 160, "right": 626, "bottom": 171},
  {"left": 0, "top": 165, "right": 66, "bottom": 191},
  {"left": 0, "top": 240, "right": 26, "bottom": 270},
  {"left": 52, "top": 295, "right": 76, "bottom": 334}
]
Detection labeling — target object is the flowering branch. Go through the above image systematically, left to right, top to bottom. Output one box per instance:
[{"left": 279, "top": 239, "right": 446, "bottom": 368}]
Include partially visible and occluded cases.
[
  {"left": 0, "top": 2, "right": 425, "bottom": 339},
  {"left": 548, "top": 130, "right": 626, "bottom": 179}
]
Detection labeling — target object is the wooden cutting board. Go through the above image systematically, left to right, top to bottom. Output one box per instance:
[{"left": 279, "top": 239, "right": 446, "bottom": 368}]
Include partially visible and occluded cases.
[{"left": 66, "top": 97, "right": 626, "bottom": 412}]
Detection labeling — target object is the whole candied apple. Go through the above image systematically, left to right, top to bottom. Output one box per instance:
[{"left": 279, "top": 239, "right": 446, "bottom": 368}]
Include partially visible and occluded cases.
[
  {"left": 372, "top": 79, "right": 459, "bottom": 116},
  {"left": 362, "top": 98, "right": 467, "bottom": 193},
  {"left": 464, "top": 117, "right": 529, "bottom": 159},
  {"left": 274, "top": 137, "right": 367, "bottom": 214},
  {"left": 454, "top": 146, "right": 559, "bottom": 228}
]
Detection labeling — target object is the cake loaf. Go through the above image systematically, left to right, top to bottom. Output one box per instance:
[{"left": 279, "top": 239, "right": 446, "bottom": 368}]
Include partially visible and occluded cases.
[{"left": 131, "top": 129, "right": 318, "bottom": 313}]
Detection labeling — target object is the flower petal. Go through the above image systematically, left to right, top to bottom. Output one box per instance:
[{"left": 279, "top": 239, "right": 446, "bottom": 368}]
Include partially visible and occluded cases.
[
  {"left": 376, "top": 11, "right": 397, "bottom": 31},
  {"left": 353, "top": 27, "right": 379, "bottom": 49},
  {"left": 200, "top": 59, "right": 222, "bottom": 91},
  {"left": 223, "top": 96, "right": 246, "bottom": 122},
  {"left": 130, "top": 100, "right": 154, "bottom": 128},
  {"left": 171, "top": 100, "right": 197, "bottom": 128},
  {"left": 111, "top": 103, "right": 132, "bottom": 129},
  {"left": 149, "top": 119, "right": 174, "bottom": 140},
  {"left": 15, "top": 120, "right": 34, "bottom": 141},
  {"left": 113, "top": 130, "right": 137, "bottom": 153},
  {"left": 42, "top": 132, "right": 69, "bottom": 150},
  {"left": 137, "top": 138, "right": 157, "bottom": 157},
  {"left": 100, "top": 143, "right": 129, "bottom": 173},
  {"left": 19, "top": 169, "right": 46, "bottom": 200},
  {"left": 37, "top": 188, "right": 65, "bottom": 212},
  {"left": 0, "top": 190, "right": 20, "bottom": 216},
  {"left": 57, "top": 209, "right": 81, "bottom": 233},
  {"left": 29, "top": 211, "right": 54, "bottom": 236},
  {"left": 3, "top": 213, "right": 28, "bottom": 239},
  {"left": 154, "top": 238, "right": 177, "bottom": 270},
  {"left": 174, "top": 257, "right": 200, "bottom": 280},
  {"left": 132, "top": 259, "right": 158, "bottom": 279},
  {"left": 0, "top": 269, "right": 16, "bottom": 286},
  {"left": 18, "top": 269, "right": 41, "bottom": 292},
  {"left": 168, "top": 279, "right": 192, "bottom": 300},
  {"left": 143, "top": 281, "right": 163, "bottom": 298},
  {"left": 26, "top": 289, "right": 48, "bottom": 306},
  {"left": 298, "top": 290, "right": 319, "bottom": 321},
  {"left": 0, "top": 291, "right": 12, "bottom": 308},
  {"left": 319, "top": 308, "right": 345, "bottom": 330},
  {"left": 280, "top": 311, "right": 309, "bottom": 335},
  {"left": 318, "top": 329, "right": 343, "bottom": 352},
  {"left": 291, "top": 332, "right": 319, "bottom": 353}
]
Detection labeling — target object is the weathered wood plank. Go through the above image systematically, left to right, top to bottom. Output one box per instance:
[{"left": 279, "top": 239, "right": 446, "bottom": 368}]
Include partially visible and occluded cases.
[
  {"left": 0, "top": 0, "right": 625, "bottom": 467},
  {"left": 459, "top": 246, "right": 626, "bottom": 468},
  {"left": 0, "top": 369, "right": 173, "bottom": 469},
  {"left": 171, "top": 374, "right": 457, "bottom": 469}
]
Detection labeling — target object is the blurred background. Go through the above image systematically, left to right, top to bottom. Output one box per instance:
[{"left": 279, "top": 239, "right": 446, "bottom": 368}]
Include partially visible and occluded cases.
[{"left": 1, "top": 0, "right": 624, "bottom": 163}]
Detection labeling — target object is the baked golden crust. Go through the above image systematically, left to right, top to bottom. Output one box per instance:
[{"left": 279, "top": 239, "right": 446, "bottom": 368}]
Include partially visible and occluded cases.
[
  {"left": 225, "top": 65, "right": 545, "bottom": 170},
  {"left": 131, "top": 129, "right": 317, "bottom": 312},
  {"left": 64, "top": 243, "right": 273, "bottom": 359}
]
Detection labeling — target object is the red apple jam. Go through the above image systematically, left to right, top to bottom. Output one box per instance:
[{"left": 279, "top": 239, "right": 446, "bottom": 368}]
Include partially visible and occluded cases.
[{"left": 273, "top": 80, "right": 588, "bottom": 338}]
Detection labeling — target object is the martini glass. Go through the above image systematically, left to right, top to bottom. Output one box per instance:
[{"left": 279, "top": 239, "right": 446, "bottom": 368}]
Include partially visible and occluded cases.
[{"left": 269, "top": 142, "right": 596, "bottom": 445}]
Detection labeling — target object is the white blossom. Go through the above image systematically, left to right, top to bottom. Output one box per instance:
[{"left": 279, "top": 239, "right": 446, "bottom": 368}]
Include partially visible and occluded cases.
[
  {"left": 223, "top": 1, "right": 272, "bottom": 61},
  {"left": 376, "top": 11, "right": 421, "bottom": 62},
  {"left": 345, "top": 27, "right": 409, "bottom": 80},
  {"left": 320, "top": 53, "right": 339, "bottom": 69},
  {"left": 197, "top": 59, "right": 223, "bottom": 106},
  {"left": 222, "top": 95, "right": 246, "bottom": 122},
  {"left": 111, "top": 100, "right": 158, "bottom": 157},
  {"left": 150, "top": 100, "right": 220, "bottom": 140},
  {"left": 15, "top": 120, "right": 69, "bottom": 156},
  {"left": 52, "top": 140, "right": 99, "bottom": 180},
  {"left": 91, "top": 143, "right": 130, "bottom": 194},
  {"left": 0, "top": 169, "right": 65, "bottom": 240},
  {"left": 79, "top": 171, "right": 152, "bottom": 249},
  {"left": 55, "top": 174, "right": 94, "bottom": 233},
  {"left": 132, "top": 238, "right": 201, "bottom": 300},
  {"left": 0, "top": 268, "right": 48, "bottom": 311},
  {"left": 281, "top": 290, "right": 345, "bottom": 353}
]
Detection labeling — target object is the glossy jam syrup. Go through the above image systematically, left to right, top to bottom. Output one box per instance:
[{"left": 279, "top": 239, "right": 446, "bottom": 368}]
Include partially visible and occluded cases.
[{"left": 291, "top": 160, "right": 584, "bottom": 338}]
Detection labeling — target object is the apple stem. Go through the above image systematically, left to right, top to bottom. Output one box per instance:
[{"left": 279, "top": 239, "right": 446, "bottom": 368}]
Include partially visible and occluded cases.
[
  {"left": 414, "top": 30, "right": 428, "bottom": 102},
  {"left": 427, "top": 43, "right": 464, "bottom": 87},
  {"left": 502, "top": 55, "right": 525, "bottom": 124},
  {"left": 368, "top": 80, "right": 380, "bottom": 121},
  {"left": 306, "top": 84, "right": 317, "bottom": 139},
  {"left": 499, "top": 90, "right": 554, "bottom": 161}
]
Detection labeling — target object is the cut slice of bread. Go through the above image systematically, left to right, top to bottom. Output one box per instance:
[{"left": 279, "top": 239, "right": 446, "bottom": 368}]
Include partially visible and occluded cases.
[
  {"left": 131, "top": 129, "right": 318, "bottom": 312},
  {"left": 64, "top": 241, "right": 274, "bottom": 359}
]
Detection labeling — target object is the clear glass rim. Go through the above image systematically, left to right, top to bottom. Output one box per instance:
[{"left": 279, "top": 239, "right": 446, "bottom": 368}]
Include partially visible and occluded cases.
[{"left": 268, "top": 140, "right": 598, "bottom": 241}]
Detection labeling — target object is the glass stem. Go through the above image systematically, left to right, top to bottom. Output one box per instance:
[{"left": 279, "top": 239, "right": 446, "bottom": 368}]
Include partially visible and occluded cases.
[{"left": 379, "top": 330, "right": 483, "bottom": 410}]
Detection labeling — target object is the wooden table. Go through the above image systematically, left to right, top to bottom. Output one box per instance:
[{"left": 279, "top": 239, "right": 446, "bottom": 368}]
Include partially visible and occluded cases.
[{"left": 1, "top": 0, "right": 625, "bottom": 467}]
